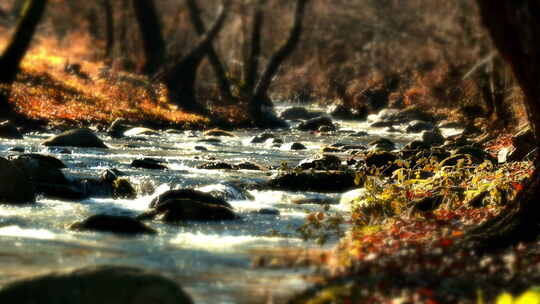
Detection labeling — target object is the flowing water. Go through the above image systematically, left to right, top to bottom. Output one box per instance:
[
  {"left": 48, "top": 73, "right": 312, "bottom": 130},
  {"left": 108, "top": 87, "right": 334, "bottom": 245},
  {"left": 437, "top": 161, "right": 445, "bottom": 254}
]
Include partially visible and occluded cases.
[{"left": 0, "top": 106, "right": 429, "bottom": 303}]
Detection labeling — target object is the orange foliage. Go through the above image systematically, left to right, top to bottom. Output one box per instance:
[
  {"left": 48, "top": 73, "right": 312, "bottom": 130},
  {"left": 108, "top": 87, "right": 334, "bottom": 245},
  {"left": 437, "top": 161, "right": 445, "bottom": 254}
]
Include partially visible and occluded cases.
[{"left": 3, "top": 35, "right": 209, "bottom": 127}]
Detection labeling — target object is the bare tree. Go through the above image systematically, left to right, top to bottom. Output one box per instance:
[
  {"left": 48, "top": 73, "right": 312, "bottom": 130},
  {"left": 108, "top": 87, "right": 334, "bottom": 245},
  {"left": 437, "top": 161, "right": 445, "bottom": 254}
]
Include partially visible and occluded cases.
[
  {"left": 0, "top": 0, "right": 48, "bottom": 119},
  {"left": 101, "top": 0, "right": 114, "bottom": 61},
  {"left": 132, "top": 0, "right": 167, "bottom": 75},
  {"left": 187, "top": 0, "right": 310, "bottom": 127},
  {"left": 466, "top": 1, "right": 540, "bottom": 251}
]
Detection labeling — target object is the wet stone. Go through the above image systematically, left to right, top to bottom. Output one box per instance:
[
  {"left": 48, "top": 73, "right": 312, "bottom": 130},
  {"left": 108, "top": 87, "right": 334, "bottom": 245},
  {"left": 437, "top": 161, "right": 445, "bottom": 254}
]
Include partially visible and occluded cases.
[
  {"left": 42, "top": 128, "right": 108, "bottom": 148},
  {"left": 290, "top": 143, "right": 307, "bottom": 150},
  {"left": 131, "top": 158, "right": 168, "bottom": 170},
  {"left": 197, "top": 162, "right": 234, "bottom": 170},
  {"left": 69, "top": 214, "right": 156, "bottom": 235}
]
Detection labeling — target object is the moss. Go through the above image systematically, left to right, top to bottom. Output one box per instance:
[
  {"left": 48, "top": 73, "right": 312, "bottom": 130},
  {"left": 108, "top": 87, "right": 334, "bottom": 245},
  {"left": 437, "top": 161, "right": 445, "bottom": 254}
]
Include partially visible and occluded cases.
[{"left": 112, "top": 178, "right": 136, "bottom": 199}]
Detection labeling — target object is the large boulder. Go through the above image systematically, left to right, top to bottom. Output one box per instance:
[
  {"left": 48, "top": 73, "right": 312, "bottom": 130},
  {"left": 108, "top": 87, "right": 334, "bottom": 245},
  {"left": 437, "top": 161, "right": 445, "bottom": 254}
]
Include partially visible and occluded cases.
[
  {"left": 329, "top": 103, "right": 368, "bottom": 121},
  {"left": 280, "top": 107, "right": 319, "bottom": 120},
  {"left": 297, "top": 116, "right": 335, "bottom": 131},
  {"left": 0, "top": 120, "right": 23, "bottom": 139},
  {"left": 42, "top": 128, "right": 108, "bottom": 148},
  {"left": 365, "top": 151, "right": 398, "bottom": 168},
  {"left": 9, "top": 154, "right": 68, "bottom": 186},
  {"left": 0, "top": 157, "right": 35, "bottom": 204},
  {"left": 267, "top": 171, "right": 356, "bottom": 192},
  {"left": 137, "top": 189, "right": 237, "bottom": 222},
  {"left": 69, "top": 214, "right": 156, "bottom": 235},
  {"left": 0, "top": 265, "right": 193, "bottom": 304}
]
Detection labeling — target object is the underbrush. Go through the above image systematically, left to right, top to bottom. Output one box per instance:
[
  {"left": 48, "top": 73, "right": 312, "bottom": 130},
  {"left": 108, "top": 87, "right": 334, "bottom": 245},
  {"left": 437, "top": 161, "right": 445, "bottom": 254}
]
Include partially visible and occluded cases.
[{"left": 293, "top": 155, "right": 536, "bottom": 303}]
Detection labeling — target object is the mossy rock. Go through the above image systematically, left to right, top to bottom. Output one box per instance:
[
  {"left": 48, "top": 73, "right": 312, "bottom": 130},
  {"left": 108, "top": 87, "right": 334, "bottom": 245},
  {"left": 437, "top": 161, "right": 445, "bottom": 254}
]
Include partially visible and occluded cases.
[
  {"left": 0, "top": 157, "right": 35, "bottom": 204},
  {"left": 267, "top": 171, "right": 356, "bottom": 193},
  {"left": 138, "top": 189, "right": 237, "bottom": 223}
]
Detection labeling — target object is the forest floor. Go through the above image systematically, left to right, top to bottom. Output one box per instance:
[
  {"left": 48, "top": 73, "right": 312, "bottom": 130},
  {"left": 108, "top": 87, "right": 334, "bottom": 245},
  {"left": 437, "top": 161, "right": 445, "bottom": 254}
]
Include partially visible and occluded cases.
[{"left": 286, "top": 139, "right": 540, "bottom": 303}]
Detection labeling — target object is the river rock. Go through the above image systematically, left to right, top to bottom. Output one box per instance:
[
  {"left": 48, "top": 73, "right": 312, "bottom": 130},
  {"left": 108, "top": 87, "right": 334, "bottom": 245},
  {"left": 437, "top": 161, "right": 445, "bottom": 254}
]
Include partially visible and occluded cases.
[
  {"left": 329, "top": 102, "right": 367, "bottom": 121},
  {"left": 280, "top": 107, "right": 318, "bottom": 120},
  {"left": 297, "top": 116, "right": 334, "bottom": 131},
  {"left": 107, "top": 118, "right": 130, "bottom": 138},
  {"left": 0, "top": 120, "right": 22, "bottom": 139},
  {"left": 406, "top": 120, "right": 434, "bottom": 133},
  {"left": 318, "top": 125, "right": 336, "bottom": 133},
  {"left": 123, "top": 127, "right": 160, "bottom": 137},
  {"left": 42, "top": 128, "right": 108, "bottom": 148},
  {"left": 202, "top": 128, "right": 235, "bottom": 137},
  {"left": 421, "top": 129, "right": 444, "bottom": 147},
  {"left": 348, "top": 131, "right": 369, "bottom": 137},
  {"left": 250, "top": 132, "right": 276, "bottom": 144},
  {"left": 197, "top": 137, "right": 221, "bottom": 144},
  {"left": 369, "top": 138, "right": 396, "bottom": 151},
  {"left": 402, "top": 140, "right": 430, "bottom": 151},
  {"left": 290, "top": 142, "right": 307, "bottom": 150},
  {"left": 194, "top": 145, "right": 208, "bottom": 151},
  {"left": 321, "top": 146, "right": 341, "bottom": 153},
  {"left": 365, "top": 151, "right": 398, "bottom": 168},
  {"left": 9, "top": 154, "right": 68, "bottom": 186},
  {"left": 297, "top": 154, "right": 342, "bottom": 170},
  {"left": 0, "top": 157, "right": 35, "bottom": 204},
  {"left": 131, "top": 158, "right": 168, "bottom": 170},
  {"left": 197, "top": 161, "right": 234, "bottom": 170},
  {"left": 235, "top": 162, "right": 265, "bottom": 171},
  {"left": 267, "top": 171, "right": 356, "bottom": 192},
  {"left": 197, "top": 183, "right": 253, "bottom": 201},
  {"left": 138, "top": 189, "right": 237, "bottom": 222},
  {"left": 71, "top": 213, "right": 155, "bottom": 234},
  {"left": 70, "top": 214, "right": 156, "bottom": 235},
  {"left": 0, "top": 265, "right": 193, "bottom": 304}
]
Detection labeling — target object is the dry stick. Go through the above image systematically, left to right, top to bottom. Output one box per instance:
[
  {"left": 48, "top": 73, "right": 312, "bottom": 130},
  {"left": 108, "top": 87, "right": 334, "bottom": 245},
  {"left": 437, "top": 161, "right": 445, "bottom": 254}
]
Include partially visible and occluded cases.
[{"left": 185, "top": 0, "right": 234, "bottom": 103}]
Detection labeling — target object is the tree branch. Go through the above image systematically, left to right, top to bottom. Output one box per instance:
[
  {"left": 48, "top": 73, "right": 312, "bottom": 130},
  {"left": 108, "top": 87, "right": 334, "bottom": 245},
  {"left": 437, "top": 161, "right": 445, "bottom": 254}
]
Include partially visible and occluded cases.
[{"left": 185, "top": 0, "right": 234, "bottom": 102}]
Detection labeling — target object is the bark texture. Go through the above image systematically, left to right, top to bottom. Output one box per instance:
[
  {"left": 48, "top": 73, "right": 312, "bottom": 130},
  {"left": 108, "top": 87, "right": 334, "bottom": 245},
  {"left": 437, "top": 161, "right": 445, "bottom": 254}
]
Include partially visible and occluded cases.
[
  {"left": 0, "top": 0, "right": 48, "bottom": 118},
  {"left": 132, "top": 0, "right": 166, "bottom": 75},
  {"left": 467, "top": 1, "right": 540, "bottom": 251}
]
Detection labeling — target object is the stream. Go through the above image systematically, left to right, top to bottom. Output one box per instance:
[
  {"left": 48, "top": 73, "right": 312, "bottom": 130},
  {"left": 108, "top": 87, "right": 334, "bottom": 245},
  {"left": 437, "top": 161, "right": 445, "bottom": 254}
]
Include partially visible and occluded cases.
[{"left": 0, "top": 106, "right": 425, "bottom": 303}]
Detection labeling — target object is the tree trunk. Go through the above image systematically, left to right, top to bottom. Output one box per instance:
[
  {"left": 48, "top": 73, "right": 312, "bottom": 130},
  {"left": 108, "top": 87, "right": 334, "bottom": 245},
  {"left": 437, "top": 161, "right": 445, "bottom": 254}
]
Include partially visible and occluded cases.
[
  {"left": 0, "top": 0, "right": 48, "bottom": 118},
  {"left": 10, "top": 0, "right": 25, "bottom": 17},
  {"left": 101, "top": 0, "right": 114, "bottom": 62},
  {"left": 132, "top": 0, "right": 166, "bottom": 75},
  {"left": 185, "top": 0, "right": 234, "bottom": 103},
  {"left": 243, "top": 0, "right": 266, "bottom": 95},
  {"left": 248, "top": 0, "right": 309, "bottom": 127},
  {"left": 157, "top": 1, "right": 230, "bottom": 114},
  {"left": 467, "top": 1, "right": 540, "bottom": 251}
]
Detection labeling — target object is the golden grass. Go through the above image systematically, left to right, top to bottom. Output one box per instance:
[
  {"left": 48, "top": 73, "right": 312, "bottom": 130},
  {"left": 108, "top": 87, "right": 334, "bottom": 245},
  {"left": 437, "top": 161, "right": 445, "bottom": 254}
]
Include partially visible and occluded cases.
[{"left": 1, "top": 33, "right": 210, "bottom": 127}]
